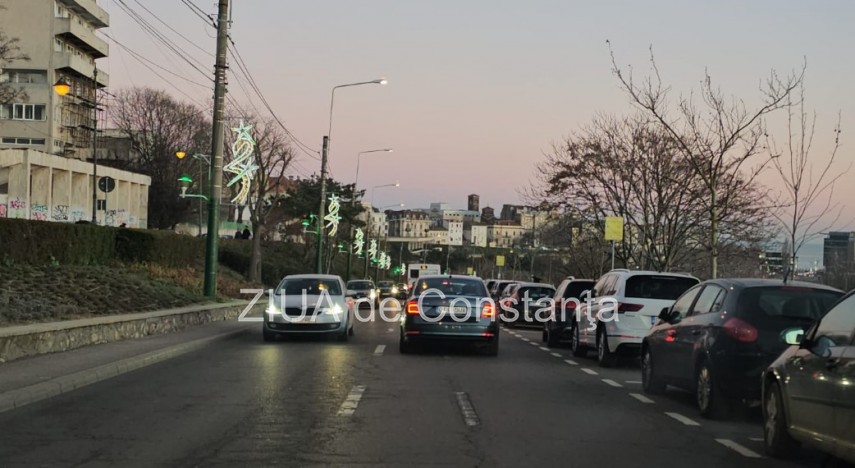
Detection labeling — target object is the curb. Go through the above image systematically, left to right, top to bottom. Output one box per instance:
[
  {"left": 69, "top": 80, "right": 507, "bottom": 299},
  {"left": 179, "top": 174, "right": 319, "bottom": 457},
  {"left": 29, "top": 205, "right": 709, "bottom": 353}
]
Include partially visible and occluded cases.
[{"left": 0, "top": 325, "right": 249, "bottom": 415}]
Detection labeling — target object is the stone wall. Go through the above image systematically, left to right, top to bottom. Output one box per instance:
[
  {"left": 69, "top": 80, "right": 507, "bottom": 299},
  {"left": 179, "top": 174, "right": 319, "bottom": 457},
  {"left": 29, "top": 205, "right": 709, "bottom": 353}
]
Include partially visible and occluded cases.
[{"left": 0, "top": 302, "right": 250, "bottom": 363}]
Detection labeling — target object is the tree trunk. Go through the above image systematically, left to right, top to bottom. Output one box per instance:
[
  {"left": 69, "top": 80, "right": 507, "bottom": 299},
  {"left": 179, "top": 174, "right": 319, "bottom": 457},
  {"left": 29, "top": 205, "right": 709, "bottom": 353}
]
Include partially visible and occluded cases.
[{"left": 249, "top": 220, "right": 263, "bottom": 282}]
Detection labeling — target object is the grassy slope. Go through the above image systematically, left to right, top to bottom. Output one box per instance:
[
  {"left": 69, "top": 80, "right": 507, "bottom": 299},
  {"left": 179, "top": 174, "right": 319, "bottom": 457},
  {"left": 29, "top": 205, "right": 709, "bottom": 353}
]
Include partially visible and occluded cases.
[{"left": 0, "top": 263, "right": 262, "bottom": 325}]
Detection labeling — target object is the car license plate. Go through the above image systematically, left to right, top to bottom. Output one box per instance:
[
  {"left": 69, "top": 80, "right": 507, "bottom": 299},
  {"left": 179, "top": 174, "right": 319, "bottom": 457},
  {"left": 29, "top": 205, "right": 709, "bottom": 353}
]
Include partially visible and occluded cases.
[
  {"left": 438, "top": 306, "right": 469, "bottom": 314},
  {"left": 650, "top": 316, "right": 658, "bottom": 325}
]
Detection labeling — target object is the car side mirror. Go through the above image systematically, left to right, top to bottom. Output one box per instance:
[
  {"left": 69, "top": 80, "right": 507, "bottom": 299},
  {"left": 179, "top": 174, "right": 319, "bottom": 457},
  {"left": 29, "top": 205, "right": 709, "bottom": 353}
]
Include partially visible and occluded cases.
[
  {"left": 657, "top": 307, "right": 672, "bottom": 323},
  {"left": 781, "top": 327, "right": 804, "bottom": 346}
]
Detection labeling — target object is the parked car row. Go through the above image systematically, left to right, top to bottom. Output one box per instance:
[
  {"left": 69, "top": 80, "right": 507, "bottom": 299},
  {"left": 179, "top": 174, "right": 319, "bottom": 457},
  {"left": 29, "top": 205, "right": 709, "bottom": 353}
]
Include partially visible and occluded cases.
[{"left": 511, "top": 268, "right": 853, "bottom": 463}]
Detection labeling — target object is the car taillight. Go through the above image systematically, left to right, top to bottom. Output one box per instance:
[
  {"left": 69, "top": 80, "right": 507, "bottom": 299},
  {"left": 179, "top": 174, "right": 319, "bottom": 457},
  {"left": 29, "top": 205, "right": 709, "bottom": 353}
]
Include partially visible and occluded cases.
[
  {"left": 406, "top": 300, "right": 420, "bottom": 315},
  {"left": 481, "top": 302, "right": 495, "bottom": 318},
  {"left": 564, "top": 302, "right": 577, "bottom": 310},
  {"left": 617, "top": 303, "right": 643, "bottom": 312},
  {"left": 723, "top": 317, "right": 758, "bottom": 343}
]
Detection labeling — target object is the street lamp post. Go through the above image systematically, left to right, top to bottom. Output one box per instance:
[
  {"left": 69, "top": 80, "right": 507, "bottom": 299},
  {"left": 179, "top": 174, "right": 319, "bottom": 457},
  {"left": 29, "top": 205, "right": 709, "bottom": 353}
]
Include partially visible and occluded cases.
[
  {"left": 317, "top": 78, "right": 387, "bottom": 274},
  {"left": 346, "top": 148, "right": 393, "bottom": 281},
  {"left": 364, "top": 182, "right": 399, "bottom": 278}
]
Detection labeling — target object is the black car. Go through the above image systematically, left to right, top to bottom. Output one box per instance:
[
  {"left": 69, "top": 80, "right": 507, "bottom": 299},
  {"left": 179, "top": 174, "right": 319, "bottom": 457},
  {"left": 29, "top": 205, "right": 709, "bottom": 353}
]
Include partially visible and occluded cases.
[
  {"left": 400, "top": 275, "right": 499, "bottom": 355},
  {"left": 543, "top": 278, "right": 596, "bottom": 347},
  {"left": 642, "top": 279, "right": 843, "bottom": 419},
  {"left": 489, "top": 280, "right": 516, "bottom": 302},
  {"left": 501, "top": 282, "right": 556, "bottom": 327},
  {"left": 762, "top": 290, "right": 855, "bottom": 463}
]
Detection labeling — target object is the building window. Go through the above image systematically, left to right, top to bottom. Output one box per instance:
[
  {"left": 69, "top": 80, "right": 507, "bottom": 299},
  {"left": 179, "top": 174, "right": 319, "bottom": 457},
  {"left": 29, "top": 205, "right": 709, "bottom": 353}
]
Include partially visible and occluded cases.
[
  {"left": 55, "top": 1, "right": 69, "bottom": 18},
  {"left": 55, "top": 38, "right": 64, "bottom": 52},
  {"left": 7, "top": 104, "right": 47, "bottom": 121},
  {"left": 0, "top": 137, "right": 45, "bottom": 145}
]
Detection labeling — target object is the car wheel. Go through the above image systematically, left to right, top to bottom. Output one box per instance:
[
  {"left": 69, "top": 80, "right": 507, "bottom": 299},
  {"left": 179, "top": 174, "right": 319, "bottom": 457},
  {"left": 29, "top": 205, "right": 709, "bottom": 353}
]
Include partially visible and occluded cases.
[
  {"left": 570, "top": 323, "right": 587, "bottom": 357},
  {"left": 546, "top": 325, "right": 560, "bottom": 348},
  {"left": 597, "top": 326, "right": 617, "bottom": 367},
  {"left": 262, "top": 328, "right": 275, "bottom": 342},
  {"left": 484, "top": 335, "right": 499, "bottom": 356},
  {"left": 641, "top": 346, "right": 666, "bottom": 395},
  {"left": 697, "top": 360, "right": 730, "bottom": 419},
  {"left": 763, "top": 381, "right": 798, "bottom": 458}
]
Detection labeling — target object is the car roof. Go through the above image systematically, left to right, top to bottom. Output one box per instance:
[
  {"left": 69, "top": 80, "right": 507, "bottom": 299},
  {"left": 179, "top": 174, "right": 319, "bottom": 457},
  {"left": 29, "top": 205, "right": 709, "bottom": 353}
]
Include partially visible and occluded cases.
[
  {"left": 605, "top": 269, "right": 699, "bottom": 279},
  {"left": 285, "top": 274, "right": 341, "bottom": 281},
  {"left": 417, "top": 274, "right": 485, "bottom": 282},
  {"left": 702, "top": 278, "right": 843, "bottom": 292},
  {"left": 515, "top": 282, "right": 555, "bottom": 289}
]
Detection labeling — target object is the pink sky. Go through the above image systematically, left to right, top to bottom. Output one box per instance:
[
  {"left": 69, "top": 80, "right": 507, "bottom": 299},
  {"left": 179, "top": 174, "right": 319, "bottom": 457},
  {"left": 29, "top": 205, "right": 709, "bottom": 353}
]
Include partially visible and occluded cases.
[{"left": 103, "top": 0, "right": 854, "bottom": 238}]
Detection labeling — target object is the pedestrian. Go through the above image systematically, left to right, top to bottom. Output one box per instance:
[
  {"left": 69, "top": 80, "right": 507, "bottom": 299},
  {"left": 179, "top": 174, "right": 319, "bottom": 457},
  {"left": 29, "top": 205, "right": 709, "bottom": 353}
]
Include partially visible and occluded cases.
[
  {"left": 242, "top": 226, "right": 251, "bottom": 239},
  {"left": 234, "top": 229, "right": 242, "bottom": 239}
]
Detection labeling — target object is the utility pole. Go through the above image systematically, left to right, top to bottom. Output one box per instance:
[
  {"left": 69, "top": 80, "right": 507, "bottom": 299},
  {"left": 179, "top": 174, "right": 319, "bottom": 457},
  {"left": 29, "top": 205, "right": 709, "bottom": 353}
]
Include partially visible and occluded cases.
[
  {"left": 203, "top": 0, "right": 230, "bottom": 298},
  {"left": 90, "top": 68, "right": 98, "bottom": 224},
  {"left": 316, "top": 136, "right": 329, "bottom": 273}
]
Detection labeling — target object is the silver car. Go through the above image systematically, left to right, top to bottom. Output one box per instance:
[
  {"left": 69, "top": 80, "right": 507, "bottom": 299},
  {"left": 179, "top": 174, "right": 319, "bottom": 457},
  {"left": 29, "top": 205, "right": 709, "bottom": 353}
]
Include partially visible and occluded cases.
[{"left": 263, "top": 274, "right": 355, "bottom": 342}]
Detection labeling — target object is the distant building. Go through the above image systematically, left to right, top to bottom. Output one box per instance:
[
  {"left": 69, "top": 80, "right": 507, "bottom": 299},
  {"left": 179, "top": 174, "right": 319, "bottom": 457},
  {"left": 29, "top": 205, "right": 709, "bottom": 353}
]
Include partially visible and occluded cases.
[
  {"left": 468, "top": 194, "right": 480, "bottom": 212},
  {"left": 481, "top": 206, "right": 496, "bottom": 224},
  {"left": 442, "top": 220, "right": 463, "bottom": 246},
  {"left": 487, "top": 221, "right": 526, "bottom": 248},
  {"left": 464, "top": 223, "right": 488, "bottom": 247},
  {"left": 824, "top": 232, "right": 855, "bottom": 270},
  {"left": 760, "top": 250, "right": 785, "bottom": 277}
]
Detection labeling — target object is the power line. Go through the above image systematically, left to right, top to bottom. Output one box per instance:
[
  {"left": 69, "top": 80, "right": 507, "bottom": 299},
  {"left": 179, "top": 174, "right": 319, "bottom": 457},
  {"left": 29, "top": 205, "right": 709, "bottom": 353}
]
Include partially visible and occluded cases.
[
  {"left": 132, "top": 0, "right": 213, "bottom": 58},
  {"left": 181, "top": 0, "right": 214, "bottom": 26},
  {"left": 102, "top": 32, "right": 212, "bottom": 88}
]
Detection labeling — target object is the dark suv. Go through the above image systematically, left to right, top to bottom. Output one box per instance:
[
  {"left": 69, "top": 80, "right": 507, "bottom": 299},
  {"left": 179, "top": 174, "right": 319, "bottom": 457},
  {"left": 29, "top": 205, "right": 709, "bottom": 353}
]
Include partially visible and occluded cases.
[{"left": 642, "top": 279, "right": 843, "bottom": 419}]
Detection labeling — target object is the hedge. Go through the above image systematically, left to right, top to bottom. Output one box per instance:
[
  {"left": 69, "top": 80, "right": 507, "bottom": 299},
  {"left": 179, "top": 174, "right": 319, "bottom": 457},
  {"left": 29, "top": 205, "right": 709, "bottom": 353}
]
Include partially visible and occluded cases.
[{"left": 0, "top": 218, "right": 202, "bottom": 267}]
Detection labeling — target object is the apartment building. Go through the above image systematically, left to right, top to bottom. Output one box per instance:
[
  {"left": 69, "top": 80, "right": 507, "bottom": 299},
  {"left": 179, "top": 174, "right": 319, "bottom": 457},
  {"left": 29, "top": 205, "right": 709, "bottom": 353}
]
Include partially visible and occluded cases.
[{"left": 0, "top": 0, "right": 109, "bottom": 158}]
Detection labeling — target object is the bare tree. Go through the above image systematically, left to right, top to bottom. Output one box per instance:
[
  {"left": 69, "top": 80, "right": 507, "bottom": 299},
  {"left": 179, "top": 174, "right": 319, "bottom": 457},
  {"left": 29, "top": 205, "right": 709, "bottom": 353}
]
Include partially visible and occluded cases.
[
  {"left": 0, "top": 18, "right": 30, "bottom": 104},
  {"left": 609, "top": 43, "right": 803, "bottom": 278},
  {"left": 768, "top": 81, "right": 847, "bottom": 280},
  {"left": 112, "top": 87, "right": 211, "bottom": 229},
  {"left": 240, "top": 117, "right": 295, "bottom": 282}
]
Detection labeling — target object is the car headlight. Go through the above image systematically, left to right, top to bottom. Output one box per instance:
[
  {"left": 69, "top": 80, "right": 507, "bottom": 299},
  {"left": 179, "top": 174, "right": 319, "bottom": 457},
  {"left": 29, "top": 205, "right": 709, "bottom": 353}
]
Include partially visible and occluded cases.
[
  {"left": 392, "top": 287, "right": 398, "bottom": 294},
  {"left": 369, "top": 290, "right": 376, "bottom": 299}
]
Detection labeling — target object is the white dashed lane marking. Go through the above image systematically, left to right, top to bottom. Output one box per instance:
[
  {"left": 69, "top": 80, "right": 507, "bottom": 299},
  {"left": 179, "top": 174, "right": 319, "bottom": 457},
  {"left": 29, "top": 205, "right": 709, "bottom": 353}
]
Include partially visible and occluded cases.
[
  {"left": 529, "top": 342, "right": 538, "bottom": 346},
  {"left": 373, "top": 345, "right": 385, "bottom": 355},
  {"left": 538, "top": 346, "right": 549, "bottom": 351},
  {"left": 550, "top": 352, "right": 562, "bottom": 358},
  {"left": 564, "top": 359, "right": 578, "bottom": 366},
  {"left": 580, "top": 368, "right": 598, "bottom": 375},
  {"left": 602, "top": 379, "right": 622, "bottom": 387},
  {"left": 625, "top": 380, "right": 642, "bottom": 384},
  {"left": 337, "top": 385, "right": 366, "bottom": 416},
  {"left": 455, "top": 392, "right": 480, "bottom": 427},
  {"left": 629, "top": 393, "right": 654, "bottom": 404},
  {"left": 665, "top": 412, "right": 701, "bottom": 426},
  {"left": 748, "top": 437, "right": 764, "bottom": 442},
  {"left": 715, "top": 439, "right": 762, "bottom": 458}
]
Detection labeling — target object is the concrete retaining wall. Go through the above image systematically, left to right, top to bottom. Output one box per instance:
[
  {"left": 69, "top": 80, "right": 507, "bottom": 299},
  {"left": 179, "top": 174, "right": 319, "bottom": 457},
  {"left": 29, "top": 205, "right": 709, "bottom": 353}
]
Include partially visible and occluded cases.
[{"left": 0, "top": 301, "right": 250, "bottom": 363}]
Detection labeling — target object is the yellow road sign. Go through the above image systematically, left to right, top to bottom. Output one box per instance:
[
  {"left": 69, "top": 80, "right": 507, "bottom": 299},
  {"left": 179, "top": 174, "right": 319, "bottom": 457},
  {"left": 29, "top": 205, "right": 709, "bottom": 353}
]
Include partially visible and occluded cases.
[
  {"left": 604, "top": 217, "right": 623, "bottom": 241},
  {"left": 496, "top": 255, "right": 505, "bottom": 267}
]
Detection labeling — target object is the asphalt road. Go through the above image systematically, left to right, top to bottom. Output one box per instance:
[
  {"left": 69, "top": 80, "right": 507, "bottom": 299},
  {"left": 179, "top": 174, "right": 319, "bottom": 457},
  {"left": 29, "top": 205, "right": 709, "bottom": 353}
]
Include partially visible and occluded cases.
[{"left": 0, "top": 316, "right": 849, "bottom": 467}]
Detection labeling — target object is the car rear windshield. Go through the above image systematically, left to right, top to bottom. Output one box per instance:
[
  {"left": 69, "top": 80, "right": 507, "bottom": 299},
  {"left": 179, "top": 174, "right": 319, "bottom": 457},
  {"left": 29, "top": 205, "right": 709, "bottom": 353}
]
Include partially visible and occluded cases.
[
  {"left": 624, "top": 275, "right": 699, "bottom": 300},
  {"left": 277, "top": 278, "right": 342, "bottom": 296},
  {"left": 413, "top": 278, "right": 488, "bottom": 297},
  {"left": 348, "top": 281, "right": 374, "bottom": 289},
  {"left": 377, "top": 281, "right": 394, "bottom": 287},
  {"left": 563, "top": 281, "right": 595, "bottom": 299},
  {"left": 518, "top": 286, "right": 555, "bottom": 299},
  {"left": 736, "top": 286, "right": 843, "bottom": 324}
]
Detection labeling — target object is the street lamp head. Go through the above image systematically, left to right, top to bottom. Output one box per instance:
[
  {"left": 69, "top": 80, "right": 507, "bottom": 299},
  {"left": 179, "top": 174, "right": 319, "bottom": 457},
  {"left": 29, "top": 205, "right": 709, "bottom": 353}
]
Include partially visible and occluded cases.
[
  {"left": 53, "top": 77, "right": 71, "bottom": 96},
  {"left": 376, "top": 78, "right": 388, "bottom": 85},
  {"left": 176, "top": 151, "right": 187, "bottom": 159},
  {"left": 394, "top": 181, "right": 400, "bottom": 187}
]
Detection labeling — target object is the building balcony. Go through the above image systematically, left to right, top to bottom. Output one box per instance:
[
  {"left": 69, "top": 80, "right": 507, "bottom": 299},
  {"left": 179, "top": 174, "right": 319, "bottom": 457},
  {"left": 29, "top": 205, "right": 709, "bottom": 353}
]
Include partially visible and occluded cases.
[
  {"left": 57, "top": 0, "right": 109, "bottom": 28},
  {"left": 55, "top": 18, "right": 109, "bottom": 59},
  {"left": 53, "top": 53, "right": 109, "bottom": 87}
]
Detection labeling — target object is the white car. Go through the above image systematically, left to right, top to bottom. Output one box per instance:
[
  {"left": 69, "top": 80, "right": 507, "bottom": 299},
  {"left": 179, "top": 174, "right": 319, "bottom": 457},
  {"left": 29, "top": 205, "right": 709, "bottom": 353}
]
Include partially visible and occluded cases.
[
  {"left": 572, "top": 269, "right": 699, "bottom": 367},
  {"left": 263, "top": 274, "right": 355, "bottom": 342}
]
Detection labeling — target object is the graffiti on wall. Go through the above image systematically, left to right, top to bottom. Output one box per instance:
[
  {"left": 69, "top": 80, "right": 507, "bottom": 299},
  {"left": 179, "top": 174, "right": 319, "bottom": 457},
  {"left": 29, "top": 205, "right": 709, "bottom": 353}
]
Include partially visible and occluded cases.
[
  {"left": 8, "top": 198, "right": 26, "bottom": 218},
  {"left": 31, "top": 203, "right": 49, "bottom": 221},
  {"left": 0, "top": 204, "right": 6, "bottom": 218},
  {"left": 52, "top": 205, "right": 69, "bottom": 222},
  {"left": 70, "top": 209, "right": 86, "bottom": 223},
  {"left": 117, "top": 209, "right": 127, "bottom": 226},
  {"left": 106, "top": 210, "right": 117, "bottom": 226}
]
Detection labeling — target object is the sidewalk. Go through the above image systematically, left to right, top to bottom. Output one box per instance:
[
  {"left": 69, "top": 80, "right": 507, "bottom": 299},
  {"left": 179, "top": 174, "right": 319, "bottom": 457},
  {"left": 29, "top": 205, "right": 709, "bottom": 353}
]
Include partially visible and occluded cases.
[{"left": 0, "top": 318, "right": 258, "bottom": 413}]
